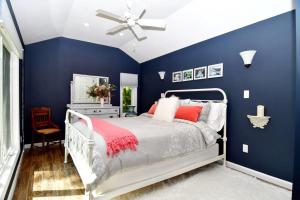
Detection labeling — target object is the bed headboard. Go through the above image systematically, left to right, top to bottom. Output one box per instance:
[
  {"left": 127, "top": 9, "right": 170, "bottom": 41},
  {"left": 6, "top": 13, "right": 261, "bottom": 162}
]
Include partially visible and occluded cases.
[{"left": 164, "top": 88, "right": 228, "bottom": 104}]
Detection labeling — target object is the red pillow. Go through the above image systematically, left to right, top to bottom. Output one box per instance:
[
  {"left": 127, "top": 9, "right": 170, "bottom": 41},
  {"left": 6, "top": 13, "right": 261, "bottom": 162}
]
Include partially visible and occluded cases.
[
  {"left": 148, "top": 103, "right": 157, "bottom": 114},
  {"left": 175, "top": 106, "right": 203, "bottom": 122}
]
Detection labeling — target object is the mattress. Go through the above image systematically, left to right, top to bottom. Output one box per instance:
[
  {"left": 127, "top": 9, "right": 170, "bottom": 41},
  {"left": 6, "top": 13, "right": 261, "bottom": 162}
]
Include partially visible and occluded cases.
[
  {"left": 73, "top": 114, "right": 220, "bottom": 188},
  {"left": 95, "top": 143, "right": 219, "bottom": 195}
]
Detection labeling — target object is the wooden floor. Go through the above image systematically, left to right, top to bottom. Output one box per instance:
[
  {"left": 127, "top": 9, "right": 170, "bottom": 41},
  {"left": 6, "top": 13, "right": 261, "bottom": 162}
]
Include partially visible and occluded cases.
[{"left": 13, "top": 145, "right": 85, "bottom": 200}]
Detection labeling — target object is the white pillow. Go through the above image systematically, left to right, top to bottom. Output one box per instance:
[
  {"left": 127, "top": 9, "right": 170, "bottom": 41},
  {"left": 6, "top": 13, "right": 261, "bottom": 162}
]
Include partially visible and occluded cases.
[
  {"left": 154, "top": 96, "right": 179, "bottom": 122},
  {"left": 179, "top": 99, "right": 191, "bottom": 105},
  {"left": 189, "top": 101, "right": 211, "bottom": 122},
  {"left": 206, "top": 103, "right": 227, "bottom": 132}
]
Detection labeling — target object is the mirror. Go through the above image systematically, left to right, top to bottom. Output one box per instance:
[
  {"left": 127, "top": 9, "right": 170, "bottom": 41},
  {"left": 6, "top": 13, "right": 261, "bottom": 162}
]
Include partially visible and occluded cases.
[{"left": 71, "top": 74, "right": 110, "bottom": 104}]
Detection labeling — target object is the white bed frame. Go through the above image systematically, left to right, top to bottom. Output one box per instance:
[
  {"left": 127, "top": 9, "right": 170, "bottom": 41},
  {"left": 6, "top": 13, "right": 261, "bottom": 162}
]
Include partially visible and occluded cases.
[{"left": 64, "top": 88, "right": 228, "bottom": 200}]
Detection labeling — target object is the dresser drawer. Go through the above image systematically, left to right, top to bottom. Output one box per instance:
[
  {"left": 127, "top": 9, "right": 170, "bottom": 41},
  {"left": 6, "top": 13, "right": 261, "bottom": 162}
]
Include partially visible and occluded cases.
[
  {"left": 74, "top": 108, "right": 119, "bottom": 115},
  {"left": 92, "top": 114, "right": 119, "bottom": 119}
]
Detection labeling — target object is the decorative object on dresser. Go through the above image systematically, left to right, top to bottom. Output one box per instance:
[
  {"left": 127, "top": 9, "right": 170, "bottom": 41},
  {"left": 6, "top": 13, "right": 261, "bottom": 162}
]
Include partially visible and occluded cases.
[
  {"left": 208, "top": 63, "right": 223, "bottom": 78},
  {"left": 86, "top": 82, "right": 116, "bottom": 107},
  {"left": 66, "top": 104, "right": 120, "bottom": 123},
  {"left": 247, "top": 105, "right": 270, "bottom": 129},
  {"left": 31, "top": 107, "right": 61, "bottom": 148}
]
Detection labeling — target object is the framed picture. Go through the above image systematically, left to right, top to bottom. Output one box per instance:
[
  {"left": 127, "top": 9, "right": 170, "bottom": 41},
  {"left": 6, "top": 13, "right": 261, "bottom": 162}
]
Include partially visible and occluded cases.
[
  {"left": 208, "top": 63, "right": 223, "bottom": 78},
  {"left": 194, "top": 66, "right": 207, "bottom": 80},
  {"left": 182, "top": 69, "right": 193, "bottom": 81},
  {"left": 172, "top": 71, "right": 182, "bottom": 82}
]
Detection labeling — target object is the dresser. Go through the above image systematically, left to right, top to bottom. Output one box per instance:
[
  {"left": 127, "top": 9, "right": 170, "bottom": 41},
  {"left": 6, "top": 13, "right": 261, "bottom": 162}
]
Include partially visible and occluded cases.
[{"left": 67, "top": 104, "right": 120, "bottom": 122}]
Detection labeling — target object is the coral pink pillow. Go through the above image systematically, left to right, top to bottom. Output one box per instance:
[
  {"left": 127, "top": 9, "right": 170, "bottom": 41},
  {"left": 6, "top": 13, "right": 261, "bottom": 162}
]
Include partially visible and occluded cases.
[
  {"left": 148, "top": 104, "right": 157, "bottom": 114},
  {"left": 175, "top": 106, "right": 203, "bottom": 122}
]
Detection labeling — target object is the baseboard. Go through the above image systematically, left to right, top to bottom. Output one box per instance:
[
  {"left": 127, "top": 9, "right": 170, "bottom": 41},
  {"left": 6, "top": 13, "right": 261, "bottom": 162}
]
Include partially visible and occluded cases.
[
  {"left": 24, "top": 140, "right": 65, "bottom": 149},
  {"left": 6, "top": 151, "right": 24, "bottom": 200},
  {"left": 226, "top": 161, "right": 293, "bottom": 190}
]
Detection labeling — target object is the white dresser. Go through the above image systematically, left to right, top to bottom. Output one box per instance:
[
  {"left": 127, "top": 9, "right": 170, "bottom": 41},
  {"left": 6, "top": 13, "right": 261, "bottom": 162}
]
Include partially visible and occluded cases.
[{"left": 67, "top": 104, "right": 120, "bottom": 122}]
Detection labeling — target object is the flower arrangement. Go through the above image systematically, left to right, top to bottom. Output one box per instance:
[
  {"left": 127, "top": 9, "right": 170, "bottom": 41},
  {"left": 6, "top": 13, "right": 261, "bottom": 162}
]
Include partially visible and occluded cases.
[{"left": 87, "top": 83, "right": 116, "bottom": 99}]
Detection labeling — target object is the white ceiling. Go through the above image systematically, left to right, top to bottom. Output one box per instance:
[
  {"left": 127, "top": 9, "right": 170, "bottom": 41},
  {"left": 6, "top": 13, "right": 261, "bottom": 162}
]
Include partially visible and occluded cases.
[{"left": 11, "top": 0, "right": 294, "bottom": 63}]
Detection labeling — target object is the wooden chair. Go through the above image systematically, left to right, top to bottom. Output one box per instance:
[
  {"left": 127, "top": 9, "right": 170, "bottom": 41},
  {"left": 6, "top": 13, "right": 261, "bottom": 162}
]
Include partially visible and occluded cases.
[{"left": 31, "top": 107, "right": 61, "bottom": 148}]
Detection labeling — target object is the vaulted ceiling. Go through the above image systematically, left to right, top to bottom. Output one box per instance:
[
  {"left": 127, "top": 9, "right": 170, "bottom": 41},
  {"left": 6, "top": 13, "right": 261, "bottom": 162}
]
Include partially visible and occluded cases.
[{"left": 11, "top": 0, "right": 294, "bottom": 63}]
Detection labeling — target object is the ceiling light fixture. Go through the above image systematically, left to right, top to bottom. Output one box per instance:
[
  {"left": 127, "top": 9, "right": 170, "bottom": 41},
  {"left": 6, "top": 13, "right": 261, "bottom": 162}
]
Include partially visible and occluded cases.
[
  {"left": 83, "top": 23, "right": 90, "bottom": 27},
  {"left": 119, "top": 32, "right": 124, "bottom": 36}
]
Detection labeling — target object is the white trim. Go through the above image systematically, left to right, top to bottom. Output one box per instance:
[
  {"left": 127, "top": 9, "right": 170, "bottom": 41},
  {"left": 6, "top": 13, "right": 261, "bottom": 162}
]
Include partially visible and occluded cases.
[
  {"left": 24, "top": 140, "right": 65, "bottom": 149},
  {"left": 0, "top": 150, "right": 20, "bottom": 199},
  {"left": 6, "top": 151, "right": 23, "bottom": 200},
  {"left": 226, "top": 161, "right": 293, "bottom": 190}
]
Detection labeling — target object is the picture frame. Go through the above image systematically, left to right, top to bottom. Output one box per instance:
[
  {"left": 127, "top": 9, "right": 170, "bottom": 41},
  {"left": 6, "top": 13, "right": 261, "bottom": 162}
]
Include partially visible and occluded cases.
[
  {"left": 208, "top": 63, "right": 223, "bottom": 78},
  {"left": 194, "top": 66, "right": 207, "bottom": 80},
  {"left": 182, "top": 69, "right": 194, "bottom": 81},
  {"left": 172, "top": 71, "right": 183, "bottom": 82}
]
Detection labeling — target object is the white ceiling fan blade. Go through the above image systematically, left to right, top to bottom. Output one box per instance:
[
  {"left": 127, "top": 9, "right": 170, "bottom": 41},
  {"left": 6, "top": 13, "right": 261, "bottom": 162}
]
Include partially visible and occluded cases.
[
  {"left": 130, "top": 2, "right": 145, "bottom": 18},
  {"left": 96, "top": 9, "right": 125, "bottom": 22},
  {"left": 137, "top": 19, "right": 166, "bottom": 29},
  {"left": 106, "top": 24, "right": 128, "bottom": 34},
  {"left": 130, "top": 25, "right": 147, "bottom": 40}
]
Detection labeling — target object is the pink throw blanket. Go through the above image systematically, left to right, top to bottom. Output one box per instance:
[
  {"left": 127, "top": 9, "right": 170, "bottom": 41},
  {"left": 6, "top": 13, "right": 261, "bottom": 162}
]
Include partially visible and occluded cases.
[{"left": 82, "top": 118, "right": 138, "bottom": 157}]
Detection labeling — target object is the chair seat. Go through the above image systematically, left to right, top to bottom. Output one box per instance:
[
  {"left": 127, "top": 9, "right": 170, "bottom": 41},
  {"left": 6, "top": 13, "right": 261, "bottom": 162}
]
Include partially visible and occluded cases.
[{"left": 37, "top": 128, "right": 60, "bottom": 135}]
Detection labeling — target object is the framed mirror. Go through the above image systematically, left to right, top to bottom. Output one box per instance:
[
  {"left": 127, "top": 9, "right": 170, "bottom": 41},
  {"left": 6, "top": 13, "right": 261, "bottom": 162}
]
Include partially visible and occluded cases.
[{"left": 71, "top": 74, "right": 110, "bottom": 104}]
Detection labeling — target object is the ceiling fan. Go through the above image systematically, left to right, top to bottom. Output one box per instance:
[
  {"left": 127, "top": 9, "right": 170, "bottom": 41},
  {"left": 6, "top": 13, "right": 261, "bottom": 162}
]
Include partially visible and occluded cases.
[{"left": 96, "top": 1, "right": 167, "bottom": 40}]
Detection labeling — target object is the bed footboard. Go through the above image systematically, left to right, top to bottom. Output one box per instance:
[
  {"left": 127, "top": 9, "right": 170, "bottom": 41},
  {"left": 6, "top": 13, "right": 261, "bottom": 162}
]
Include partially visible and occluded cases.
[{"left": 65, "top": 109, "right": 96, "bottom": 200}]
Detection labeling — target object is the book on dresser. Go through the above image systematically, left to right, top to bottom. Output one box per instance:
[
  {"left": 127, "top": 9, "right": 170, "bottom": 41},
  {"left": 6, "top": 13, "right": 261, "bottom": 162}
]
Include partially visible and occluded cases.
[{"left": 67, "top": 104, "right": 120, "bottom": 122}]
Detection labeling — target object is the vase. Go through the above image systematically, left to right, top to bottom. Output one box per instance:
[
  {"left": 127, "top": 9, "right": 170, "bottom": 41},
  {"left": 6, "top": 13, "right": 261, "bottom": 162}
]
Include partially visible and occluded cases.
[{"left": 100, "top": 98, "right": 105, "bottom": 107}]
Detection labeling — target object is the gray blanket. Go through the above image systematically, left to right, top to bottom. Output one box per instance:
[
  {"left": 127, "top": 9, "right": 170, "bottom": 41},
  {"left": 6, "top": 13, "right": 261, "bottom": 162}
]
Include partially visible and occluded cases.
[{"left": 72, "top": 114, "right": 220, "bottom": 187}]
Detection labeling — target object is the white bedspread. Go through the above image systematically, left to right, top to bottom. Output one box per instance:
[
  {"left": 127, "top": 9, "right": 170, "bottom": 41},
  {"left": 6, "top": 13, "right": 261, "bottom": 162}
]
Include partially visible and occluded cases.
[{"left": 72, "top": 114, "right": 219, "bottom": 188}]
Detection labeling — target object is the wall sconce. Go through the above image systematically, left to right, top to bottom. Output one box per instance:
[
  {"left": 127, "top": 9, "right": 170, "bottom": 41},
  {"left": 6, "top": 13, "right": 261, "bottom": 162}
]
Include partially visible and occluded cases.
[
  {"left": 240, "top": 50, "right": 256, "bottom": 68},
  {"left": 158, "top": 71, "right": 166, "bottom": 80}
]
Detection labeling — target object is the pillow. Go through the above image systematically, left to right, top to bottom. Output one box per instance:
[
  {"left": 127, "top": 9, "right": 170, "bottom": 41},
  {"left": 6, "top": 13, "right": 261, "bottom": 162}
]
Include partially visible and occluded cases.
[
  {"left": 153, "top": 96, "right": 179, "bottom": 122},
  {"left": 179, "top": 99, "right": 191, "bottom": 105},
  {"left": 189, "top": 101, "right": 211, "bottom": 122},
  {"left": 147, "top": 103, "right": 157, "bottom": 114},
  {"left": 206, "top": 103, "right": 227, "bottom": 131},
  {"left": 175, "top": 106, "right": 202, "bottom": 122}
]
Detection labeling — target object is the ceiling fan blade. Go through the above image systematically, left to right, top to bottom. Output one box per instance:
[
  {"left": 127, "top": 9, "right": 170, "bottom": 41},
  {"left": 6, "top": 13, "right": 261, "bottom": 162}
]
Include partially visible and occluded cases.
[
  {"left": 130, "top": 2, "right": 145, "bottom": 18},
  {"left": 96, "top": 9, "right": 125, "bottom": 22},
  {"left": 137, "top": 19, "right": 166, "bottom": 29},
  {"left": 106, "top": 24, "right": 128, "bottom": 34},
  {"left": 130, "top": 25, "right": 147, "bottom": 40}
]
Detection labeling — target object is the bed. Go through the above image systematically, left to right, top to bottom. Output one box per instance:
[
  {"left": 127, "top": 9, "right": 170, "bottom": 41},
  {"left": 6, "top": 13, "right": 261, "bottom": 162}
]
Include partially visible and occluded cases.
[{"left": 64, "top": 88, "right": 228, "bottom": 200}]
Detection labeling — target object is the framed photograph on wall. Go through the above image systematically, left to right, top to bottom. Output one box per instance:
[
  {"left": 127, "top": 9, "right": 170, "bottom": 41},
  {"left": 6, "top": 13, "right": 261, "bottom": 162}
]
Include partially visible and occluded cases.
[
  {"left": 208, "top": 63, "right": 223, "bottom": 78},
  {"left": 194, "top": 66, "right": 207, "bottom": 80},
  {"left": 182, "top": 69, "right": 193, "bottom": 81},
  {"left": 172, "top": 71, "right": 182, "bottom": 82}
]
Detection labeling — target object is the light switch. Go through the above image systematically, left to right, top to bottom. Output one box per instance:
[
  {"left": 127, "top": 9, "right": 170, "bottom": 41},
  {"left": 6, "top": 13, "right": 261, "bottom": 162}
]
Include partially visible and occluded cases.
[
  {"left": 244, "top": 90, "right": 250, "bottom": 99},
  {"left": 243, "top": 144, "right": 248, "bottom": 153}
]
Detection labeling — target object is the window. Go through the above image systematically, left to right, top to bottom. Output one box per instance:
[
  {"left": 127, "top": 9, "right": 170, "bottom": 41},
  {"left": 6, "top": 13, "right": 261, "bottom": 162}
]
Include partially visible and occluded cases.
[
  {"left": 0, "top": 28, "right": 21, "bottom": 198},
  {"left": 0, "top": 46, "right": 11, "bottom": 168},
  {"left": 120, "top": 73, "right": 138, "bottom": 116}
]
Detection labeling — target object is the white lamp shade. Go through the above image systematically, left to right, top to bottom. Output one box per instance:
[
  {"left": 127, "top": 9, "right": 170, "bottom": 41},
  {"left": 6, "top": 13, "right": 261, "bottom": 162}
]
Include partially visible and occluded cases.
[
  {"left": 240, "top": 50, "right": 256, "bottom": 67},
  {"left": 158, "top": 71, "right": 166, "bottom": 80}
]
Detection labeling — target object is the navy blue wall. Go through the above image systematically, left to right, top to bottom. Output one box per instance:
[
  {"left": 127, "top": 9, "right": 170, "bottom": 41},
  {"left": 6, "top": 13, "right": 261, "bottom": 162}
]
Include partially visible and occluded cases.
[
  {"left": 293, "top": 0, "right": 300, "bottom": 199},
  {"left": 140, "top": 11, "right": 295, "bottom": 181},
  {"left": 24, "top": 37, "right": 140, "bottom": 144}
]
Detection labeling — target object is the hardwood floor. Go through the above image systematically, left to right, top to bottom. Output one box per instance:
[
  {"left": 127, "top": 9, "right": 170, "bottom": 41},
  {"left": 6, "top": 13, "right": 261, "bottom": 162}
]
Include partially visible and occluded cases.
[{"left": 13, "top": 145, "right": 85, "bottom": 200}]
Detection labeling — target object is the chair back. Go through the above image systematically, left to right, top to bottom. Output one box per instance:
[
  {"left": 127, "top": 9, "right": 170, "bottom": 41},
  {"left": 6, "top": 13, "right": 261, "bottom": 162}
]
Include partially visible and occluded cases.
[{"left": 31, "top": 107, "right": 52, "bottom": 129}]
